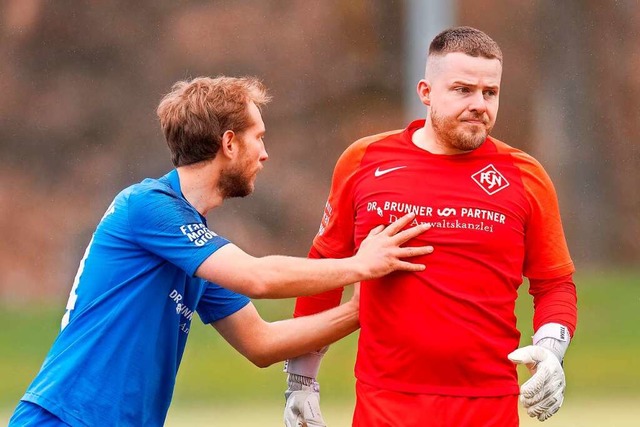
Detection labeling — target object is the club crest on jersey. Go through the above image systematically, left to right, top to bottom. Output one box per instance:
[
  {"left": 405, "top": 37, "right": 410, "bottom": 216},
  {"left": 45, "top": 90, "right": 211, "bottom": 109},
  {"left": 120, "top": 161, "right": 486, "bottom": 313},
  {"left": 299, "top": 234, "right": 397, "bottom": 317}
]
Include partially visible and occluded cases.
[{"left": 471, "top": 164, "right": 510, "bottom": 195}]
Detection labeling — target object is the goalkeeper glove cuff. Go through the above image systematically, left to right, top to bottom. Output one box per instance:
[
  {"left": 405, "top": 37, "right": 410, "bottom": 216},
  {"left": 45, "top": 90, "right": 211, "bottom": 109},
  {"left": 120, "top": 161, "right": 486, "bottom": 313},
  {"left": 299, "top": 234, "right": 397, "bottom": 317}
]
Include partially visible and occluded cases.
[
  {"left": 533, "top": 323, "right": 571, "bottom": 362},
  {"left": 284, "top": 346, "right": 328, "bottom": 379}
]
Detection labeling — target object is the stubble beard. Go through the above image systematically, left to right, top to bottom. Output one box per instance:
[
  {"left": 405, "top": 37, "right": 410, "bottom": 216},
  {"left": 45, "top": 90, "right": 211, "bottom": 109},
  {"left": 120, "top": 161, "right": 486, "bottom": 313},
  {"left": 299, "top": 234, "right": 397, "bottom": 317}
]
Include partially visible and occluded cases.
[{"left": 431, "top": 109, "right": 491, "bottom": 152}]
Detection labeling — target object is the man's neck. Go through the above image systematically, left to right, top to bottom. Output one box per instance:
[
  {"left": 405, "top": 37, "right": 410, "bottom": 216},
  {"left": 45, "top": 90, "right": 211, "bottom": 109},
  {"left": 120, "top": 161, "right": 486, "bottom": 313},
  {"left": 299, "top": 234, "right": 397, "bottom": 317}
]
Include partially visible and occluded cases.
[
  {"left": 412, "top": 121, "right": 470, "bottom": 155},
  {"left": 176, "top": 162, "right": 224, "bottom": 216}
]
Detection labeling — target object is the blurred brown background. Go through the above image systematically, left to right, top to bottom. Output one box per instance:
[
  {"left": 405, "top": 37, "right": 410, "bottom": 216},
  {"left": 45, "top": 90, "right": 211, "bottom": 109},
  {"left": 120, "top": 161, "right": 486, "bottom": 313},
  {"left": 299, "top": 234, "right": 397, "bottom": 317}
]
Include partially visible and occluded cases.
[{"left": 1, "top": 0, "right": 638, "bottom": 303}]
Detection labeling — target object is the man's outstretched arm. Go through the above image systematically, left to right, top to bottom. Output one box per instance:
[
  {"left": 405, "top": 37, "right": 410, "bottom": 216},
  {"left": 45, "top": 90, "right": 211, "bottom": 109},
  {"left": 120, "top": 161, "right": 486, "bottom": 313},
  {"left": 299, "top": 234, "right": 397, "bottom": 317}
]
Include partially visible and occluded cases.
[
  {"left": 196, "top": 213, "right": 432, "bottom": 299},
  {"left": 211, "top": 291, "right": 359, "bottom": 369}
]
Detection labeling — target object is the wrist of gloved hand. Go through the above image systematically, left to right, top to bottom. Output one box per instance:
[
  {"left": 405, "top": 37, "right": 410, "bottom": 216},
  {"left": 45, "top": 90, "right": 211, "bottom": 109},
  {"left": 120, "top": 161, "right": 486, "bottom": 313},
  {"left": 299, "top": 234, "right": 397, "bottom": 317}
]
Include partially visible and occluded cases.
[
  {"left": 533, "top": 323, "right": 570, "bottom": 363},
  {"left": 284, "top": 346, "right": 328, "bottom": 379},
  {"left": 286, "top": 373, "right": 320, "bottom": 395}
]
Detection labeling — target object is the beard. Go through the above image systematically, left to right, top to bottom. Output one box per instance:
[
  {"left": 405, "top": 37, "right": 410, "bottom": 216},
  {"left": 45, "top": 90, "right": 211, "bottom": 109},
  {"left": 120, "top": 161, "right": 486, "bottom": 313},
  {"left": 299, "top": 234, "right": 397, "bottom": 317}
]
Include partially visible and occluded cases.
[
  {"left": 431, "top": 108, "right": 492, "bottom": 151},
  {"left": 219, "top": 163, "right": 254, "bottom": 199}
]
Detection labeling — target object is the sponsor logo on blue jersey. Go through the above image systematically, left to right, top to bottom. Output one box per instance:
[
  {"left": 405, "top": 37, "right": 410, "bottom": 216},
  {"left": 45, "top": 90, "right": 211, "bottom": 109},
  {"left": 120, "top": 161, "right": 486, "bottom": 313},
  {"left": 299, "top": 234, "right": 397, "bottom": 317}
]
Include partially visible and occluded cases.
[{"left": 180, "top": 223, "right": 218, "bottom": 247}]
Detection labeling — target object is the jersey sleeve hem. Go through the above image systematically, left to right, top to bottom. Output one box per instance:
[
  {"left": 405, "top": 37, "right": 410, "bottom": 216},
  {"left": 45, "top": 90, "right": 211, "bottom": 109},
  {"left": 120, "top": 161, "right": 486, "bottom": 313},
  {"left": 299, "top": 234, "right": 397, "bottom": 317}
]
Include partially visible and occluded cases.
[
  {"left": 185, "top": 239, "right": 231, "bottom": 277},
  {"left": 525, "top": 261, "right": 575, "bottom": 280},
  {"left": 198, "top": 296, "right": 251, "bottom": 324},
  {"left": 22, "top": 393, "right": 89, "bottom": 427}
]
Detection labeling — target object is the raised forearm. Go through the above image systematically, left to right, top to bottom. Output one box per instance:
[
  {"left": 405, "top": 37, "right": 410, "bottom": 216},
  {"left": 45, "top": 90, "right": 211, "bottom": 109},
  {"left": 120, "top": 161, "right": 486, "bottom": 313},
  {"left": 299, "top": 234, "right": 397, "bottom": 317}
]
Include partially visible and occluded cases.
[
  {"left": 199, "top": 213, "right": 432, "bottom": 298},
  {"left": 198, "top": 244, "right": 366, "bottom": 298},
  {"left": 247, "top": 255, "right": 364, "bottom": 299},
  {"left": 251, "top": 300, "right": 358, "bottom": 367}
]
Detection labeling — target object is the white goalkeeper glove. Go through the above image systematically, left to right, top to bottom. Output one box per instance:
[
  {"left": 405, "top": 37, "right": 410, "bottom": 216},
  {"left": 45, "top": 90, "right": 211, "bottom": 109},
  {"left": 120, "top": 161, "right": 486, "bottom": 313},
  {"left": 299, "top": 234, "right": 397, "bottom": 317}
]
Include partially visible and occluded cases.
[
  {"left": 508, "top": 323, "right": 571, "bottom": 422},
  {"left": 284, "top": 348, "right": 328, "bottom": 427},
  {"left": 284, "top": 374, "right": 326, "bottom": 427}
]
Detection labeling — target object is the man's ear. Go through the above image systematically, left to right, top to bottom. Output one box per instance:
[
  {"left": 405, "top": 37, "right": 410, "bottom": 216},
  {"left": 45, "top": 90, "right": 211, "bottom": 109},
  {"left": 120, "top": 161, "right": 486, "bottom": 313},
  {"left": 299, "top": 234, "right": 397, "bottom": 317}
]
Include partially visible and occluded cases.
[
  {"left": 417, "top": 80, "right": 431, "bottom": 107},
  {"left": 220, "top": 130, "right": 237, "bottom": 159}
]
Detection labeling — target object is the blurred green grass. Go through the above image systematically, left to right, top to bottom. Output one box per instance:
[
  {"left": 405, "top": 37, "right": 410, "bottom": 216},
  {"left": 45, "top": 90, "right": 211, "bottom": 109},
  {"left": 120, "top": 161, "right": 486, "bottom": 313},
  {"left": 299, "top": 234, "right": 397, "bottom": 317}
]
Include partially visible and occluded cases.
[{"left": 1, "top": 270, "right": 638, "bottom": 424}]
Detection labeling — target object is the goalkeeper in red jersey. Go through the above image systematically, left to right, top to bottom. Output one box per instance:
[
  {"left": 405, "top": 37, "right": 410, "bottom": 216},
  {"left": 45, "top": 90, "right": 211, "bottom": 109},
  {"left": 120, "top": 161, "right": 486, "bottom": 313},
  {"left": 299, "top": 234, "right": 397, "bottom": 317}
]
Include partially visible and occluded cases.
[{"left": 283, "top": 26, "right": 577, "bottom": 427}]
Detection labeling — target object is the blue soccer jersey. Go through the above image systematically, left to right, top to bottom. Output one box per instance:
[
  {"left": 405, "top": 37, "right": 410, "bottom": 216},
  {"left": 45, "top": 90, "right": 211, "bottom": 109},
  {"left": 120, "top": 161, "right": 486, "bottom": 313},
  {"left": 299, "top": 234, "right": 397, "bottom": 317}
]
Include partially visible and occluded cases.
[{"left": 19, "top": 170, "right": 250, "bottom": 426}]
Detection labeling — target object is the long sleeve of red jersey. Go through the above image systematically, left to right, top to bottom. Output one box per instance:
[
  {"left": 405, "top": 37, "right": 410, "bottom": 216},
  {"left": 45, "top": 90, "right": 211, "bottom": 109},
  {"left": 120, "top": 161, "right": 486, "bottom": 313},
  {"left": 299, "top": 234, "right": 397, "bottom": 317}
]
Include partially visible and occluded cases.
[
  {"left": 504, "top": 146, "right": 578, "bottom": 337},
  {"left": 293, "top": 246, "right": 345, "bottom": 317},
  {"left": 529, "top": 273, "right": 578, "bottom": 336}
]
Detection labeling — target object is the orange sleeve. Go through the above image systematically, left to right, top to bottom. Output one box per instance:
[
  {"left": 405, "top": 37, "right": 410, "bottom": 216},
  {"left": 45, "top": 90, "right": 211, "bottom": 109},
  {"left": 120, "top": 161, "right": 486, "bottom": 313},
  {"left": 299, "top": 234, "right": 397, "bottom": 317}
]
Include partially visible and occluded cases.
[
  {"left": 294, "top": 137, "right": 375, "bottom": 317},
  {"left": 311, "top": 139, "right": 371, "bottom": 258},
  {"left": 510, "top": 150, "right": 577, "bottom": 335},
  {"left": 513, "top": 152, "right": 575, "bottom": 279}
]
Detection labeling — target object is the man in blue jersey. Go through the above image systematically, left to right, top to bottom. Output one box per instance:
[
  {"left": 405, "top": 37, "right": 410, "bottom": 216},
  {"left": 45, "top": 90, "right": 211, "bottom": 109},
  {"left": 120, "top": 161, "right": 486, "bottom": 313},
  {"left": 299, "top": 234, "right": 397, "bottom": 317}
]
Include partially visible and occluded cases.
[{"left": 9, "top": 76, "right": 433, "bottom": 426}]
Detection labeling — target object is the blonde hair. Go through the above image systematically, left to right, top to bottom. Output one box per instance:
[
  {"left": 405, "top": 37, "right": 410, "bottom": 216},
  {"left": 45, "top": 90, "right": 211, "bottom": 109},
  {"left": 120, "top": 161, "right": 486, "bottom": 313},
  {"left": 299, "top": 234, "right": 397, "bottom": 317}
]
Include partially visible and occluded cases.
[{"left": 157, "top": 76, "right": 271, "bottom": 166}]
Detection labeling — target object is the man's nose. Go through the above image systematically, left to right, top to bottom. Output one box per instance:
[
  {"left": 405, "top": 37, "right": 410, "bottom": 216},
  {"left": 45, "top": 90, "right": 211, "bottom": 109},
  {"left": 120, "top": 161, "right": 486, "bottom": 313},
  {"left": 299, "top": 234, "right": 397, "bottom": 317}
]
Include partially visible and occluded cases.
[
  {"left": 468, "top": 91, "right": 487, "bottom": 113},
  {"left": 260, "top": 145, "right": 269, "bottom": 162}
]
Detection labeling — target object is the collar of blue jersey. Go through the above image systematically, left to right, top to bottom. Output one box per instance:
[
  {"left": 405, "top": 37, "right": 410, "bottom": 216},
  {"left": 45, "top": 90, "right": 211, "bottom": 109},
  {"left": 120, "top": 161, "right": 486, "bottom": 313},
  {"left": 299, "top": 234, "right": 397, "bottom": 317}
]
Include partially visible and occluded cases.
[
  {"left": 165, "top": 169, "right": 208, "bottom": 224},
  {"left": 167, "top": 169, "right": 182, "bottom": 195}
]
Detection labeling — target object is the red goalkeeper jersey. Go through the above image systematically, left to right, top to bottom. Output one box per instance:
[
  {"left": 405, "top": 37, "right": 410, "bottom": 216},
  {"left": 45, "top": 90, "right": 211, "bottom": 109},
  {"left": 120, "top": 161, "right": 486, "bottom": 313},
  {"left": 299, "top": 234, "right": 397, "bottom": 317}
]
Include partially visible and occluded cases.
[{"left": 295, "top": 120, "right": 577, "bottom": 396}]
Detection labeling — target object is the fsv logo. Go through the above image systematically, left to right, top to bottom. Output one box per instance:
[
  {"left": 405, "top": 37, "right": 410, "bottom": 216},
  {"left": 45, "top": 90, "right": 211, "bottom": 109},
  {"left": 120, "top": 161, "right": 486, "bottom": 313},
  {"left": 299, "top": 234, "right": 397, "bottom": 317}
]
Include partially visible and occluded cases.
[{"left": 471, "top": 164, "right": 510, "bottom": 195}]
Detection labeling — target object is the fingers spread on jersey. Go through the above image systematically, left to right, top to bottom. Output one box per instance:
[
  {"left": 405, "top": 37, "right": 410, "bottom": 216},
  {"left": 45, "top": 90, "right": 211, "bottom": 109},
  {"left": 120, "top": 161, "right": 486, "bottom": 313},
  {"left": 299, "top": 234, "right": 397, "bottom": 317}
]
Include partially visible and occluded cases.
[{"left": 383, "top": 212, "right": 417, "bottom": 236}]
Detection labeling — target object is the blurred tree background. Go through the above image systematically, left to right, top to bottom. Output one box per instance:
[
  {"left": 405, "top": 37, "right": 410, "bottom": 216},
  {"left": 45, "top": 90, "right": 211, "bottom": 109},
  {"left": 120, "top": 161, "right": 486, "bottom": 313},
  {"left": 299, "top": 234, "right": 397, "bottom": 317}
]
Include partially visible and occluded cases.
[
  {"left": 0, "top": 0, "right": 638, "bottom": 302},
  {"left": 1, "top": 1, "right": 639, "bottom": 424}
]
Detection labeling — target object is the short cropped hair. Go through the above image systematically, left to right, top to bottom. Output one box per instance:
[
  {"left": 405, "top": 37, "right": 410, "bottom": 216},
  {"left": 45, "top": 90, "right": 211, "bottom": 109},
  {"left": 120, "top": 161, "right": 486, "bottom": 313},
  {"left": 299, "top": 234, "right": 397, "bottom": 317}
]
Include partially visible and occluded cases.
[
  {"left": 429, "top": 26, "right": 503, "bottom": 63},
  {"left": 157, "top": 76, "right": 271, "bottom": 167}
]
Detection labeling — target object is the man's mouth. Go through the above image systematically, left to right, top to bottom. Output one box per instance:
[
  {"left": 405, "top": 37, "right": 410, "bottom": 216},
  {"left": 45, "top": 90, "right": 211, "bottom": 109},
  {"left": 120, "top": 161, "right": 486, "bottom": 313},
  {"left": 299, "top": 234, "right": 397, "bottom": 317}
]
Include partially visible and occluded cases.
[{"left": 461, "top": 117, "right": 487, "bottom": 125}]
